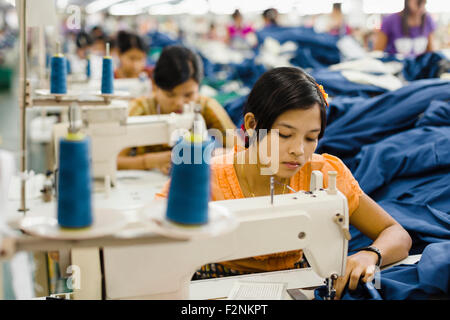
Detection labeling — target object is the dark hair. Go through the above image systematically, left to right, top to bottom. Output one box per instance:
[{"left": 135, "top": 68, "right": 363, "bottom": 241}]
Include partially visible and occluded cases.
[
  {"left": 402, "top": 0, "right": 426, "bottom": 36},
  {"left": 333, "top": 3, "right": 342, "bottom": 12},
  {"left": 262, "top": 8, "right": 279, "bottom": 25},
  {"left": 232, "top": 9, "right": 242, "bottom": 20},
  {"left": 91, "top": 26, "right": 104, "bottom": 37},
  {"left": 116, "top": 30, "right": 147, "bottom": 55},
  {"left": 76, "top": 31, "right": 92, "bottom": 49},
  {"left": 153, "top": 45, "right": 203, "bottom": 91},
  {"left": 243, "top": 67, "right": 327, "bottom": 142}
]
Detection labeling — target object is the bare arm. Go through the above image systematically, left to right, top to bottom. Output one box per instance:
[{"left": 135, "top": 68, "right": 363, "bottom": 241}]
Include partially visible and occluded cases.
[
  {"left": 374, "top": 30, "right": 388, "bottom": 52},
  {"left": 426, "top": 33, "right": 435, "bottom": 52},
  {"left": 117, "top": 148, "right": 146, "bottom": 170},
  {"left": 117, "top": 149, "right": 172, "bottom": 175},
  {"left": 335, "top": 193, "right": 411, "bottom": 299},
  {"left": 350, "top": 193, "right": 412, "bottom": 266}
]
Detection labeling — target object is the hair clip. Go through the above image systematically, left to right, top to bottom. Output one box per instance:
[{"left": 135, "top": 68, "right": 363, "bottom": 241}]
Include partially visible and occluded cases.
[{"left": 317, "top": 84, "right": 329, "bottom": 107}]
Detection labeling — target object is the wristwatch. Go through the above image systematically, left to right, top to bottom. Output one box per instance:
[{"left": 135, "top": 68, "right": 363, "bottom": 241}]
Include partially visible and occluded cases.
[{"left": 359, "top": 246, "right": 382, "bottom": 267}]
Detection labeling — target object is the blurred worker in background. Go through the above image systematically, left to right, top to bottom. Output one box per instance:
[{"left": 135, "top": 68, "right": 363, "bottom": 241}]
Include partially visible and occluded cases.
[
  {"left": 374, "top": 0, "right": 436, "bottom": 56},
  {"left": 327, "top": 3, "right": 352, "bottom": 36},
  {"left": 262, "top": 8, "right": 279, "bottom": 27},
  {"left": 226, "top": 9, "right": 255, "bottom": 47},
  {"left": 205, "top": 23, "right": 224, "bottom": 42},
  {"left": 90, "top": 26, "right": 110, "bottom": 56},
  {"left": 65, "top": 30, "right": 93, "bottom": 76},
  {"left": 114, "top": 30, "right": 152, "bottom": 79},
  {"left": 75, "top": 31, "right": 92, "bottom": 60},
  {"left": 117, "top": 45, "right": 235, "bottom": 175}
]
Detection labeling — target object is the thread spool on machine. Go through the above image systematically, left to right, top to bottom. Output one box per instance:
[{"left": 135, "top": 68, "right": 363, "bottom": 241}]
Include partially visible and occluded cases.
[
  {"left": 49, "top": 42, "right": 67, "bottom": 95},
  {"left": 101, "top": 42, "right": 114, "bottom": 95},
  {"left": 57, "top": 103, "right": 93, "bottom": 228},
  {"left": 166, "top": 134, "right": 214, "bottom": 226}
]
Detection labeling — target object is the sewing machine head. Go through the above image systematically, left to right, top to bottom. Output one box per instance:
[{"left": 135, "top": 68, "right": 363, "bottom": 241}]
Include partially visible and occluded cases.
[
  {"left": 53, "top": 101, "right": 198, "bottom": 186},
  {"left": 101, "top": 170, "right": 349, "bottom": 300},
  {"left": 212, "top": 171, "right": 350, "bottom": 300}
]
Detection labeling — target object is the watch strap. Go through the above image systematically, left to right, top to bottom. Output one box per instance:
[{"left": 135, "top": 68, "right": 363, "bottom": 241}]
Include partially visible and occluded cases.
[{"left": 358, "top": 246, "right": 382, "bottom": 267}]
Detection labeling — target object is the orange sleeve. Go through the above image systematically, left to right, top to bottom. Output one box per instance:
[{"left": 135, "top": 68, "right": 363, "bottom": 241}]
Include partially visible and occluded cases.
[{"left": 322, "top": 154, "right": 364, "bottom": 216}]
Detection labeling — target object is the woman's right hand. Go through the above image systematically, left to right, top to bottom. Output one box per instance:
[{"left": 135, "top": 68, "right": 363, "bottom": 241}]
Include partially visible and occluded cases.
[{"left": 144, "top": 151, "right": 172, "bottom": 175}]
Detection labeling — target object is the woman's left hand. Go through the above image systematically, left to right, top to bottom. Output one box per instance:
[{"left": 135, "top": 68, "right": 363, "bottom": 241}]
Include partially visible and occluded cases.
[{"left": 334, "top": 251, "right": 379, "bottom": 300}]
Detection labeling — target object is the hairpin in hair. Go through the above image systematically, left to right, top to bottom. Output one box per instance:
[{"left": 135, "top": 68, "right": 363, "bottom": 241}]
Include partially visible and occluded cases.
[{"left": 316, "top": 83, "right": 329, "bottom": 107}]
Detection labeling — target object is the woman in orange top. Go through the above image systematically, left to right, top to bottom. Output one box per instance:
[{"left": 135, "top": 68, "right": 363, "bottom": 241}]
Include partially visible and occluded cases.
[{"left": 157, "top": 67, "right": 412, "bottom": 299}]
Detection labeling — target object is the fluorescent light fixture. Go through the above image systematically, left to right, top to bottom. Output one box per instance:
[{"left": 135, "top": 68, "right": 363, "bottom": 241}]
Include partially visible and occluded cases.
[
  {"left": 56, "top": 0, "right": 69, "bottom": 9},
  {"left": 86, "top": 0, "right": 124, "bottom": 14},
  {"left": 109, "top": 0, "right": 171, "bottom": 15},
  {"left": 149, "top": 0, "right": 209, "bottom": 15},
  {"left": 176, "top": 0, "right": 209, "bottom": 15},
  {"left": 207, "top": 0, "right": 237, "bottom": 15},
  {"left": 208, "top": 0, "right": 285, "bottom": 14},
  {"left": 239, "top": 0, "right": 278, "bottom": 13},
  {"left": 274, "top": 0, "right": 301, "bottom": 14},
  {"left": 294, "top": 0, "right": 354, "bottom": 15},
  {"left": 296, "top": 0, "right": 334, "bottom": 15},
  {"left": 362, "top": 0, "right": 403, "bottom": 14},
  {"left": 426, "top": 0, "right": 450, "bottom": 12},
  {"left": 340, "top": 1, "right": 352, "bottom": 14},
  {"left": 109, "top": 4, "right": 142, "bottom": 15},
  {"left": 148, "top": 4, "right": 176, "bottom": 15}
]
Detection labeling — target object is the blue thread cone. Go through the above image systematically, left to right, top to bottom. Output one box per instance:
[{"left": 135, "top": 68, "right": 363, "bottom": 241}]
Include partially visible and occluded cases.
[
  {"left": 50, "top": 55, "right": 67, "bottom": 94},
  {"left": 86, "top": 57, "right": 91, "bottom": 79},
  {"left": 101, "top": 57, "right": 114, "bottom": 94},
  {"left": 57, "top": 137, "right": 93, "bottom": 228},
  {"left": 166, "top": 137, "right": 214, "bottom": 225}
]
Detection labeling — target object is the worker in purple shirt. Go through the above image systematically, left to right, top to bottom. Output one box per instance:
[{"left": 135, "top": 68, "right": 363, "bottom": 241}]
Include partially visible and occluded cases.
[{"left": 374, "top": 0, "right": 436, "bottom": 57}]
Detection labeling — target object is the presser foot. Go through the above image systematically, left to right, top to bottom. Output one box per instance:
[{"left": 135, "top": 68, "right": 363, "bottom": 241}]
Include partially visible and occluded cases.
[{"left": 324, "top": 274, "right": 339, "bottom": 300}]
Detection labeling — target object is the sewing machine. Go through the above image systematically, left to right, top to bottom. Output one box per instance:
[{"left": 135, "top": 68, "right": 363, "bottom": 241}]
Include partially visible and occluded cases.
[
  {"left": 52, "top": 103, "right": 198, "bottom": 187},
  {"left": 3, "top": 168, "right": 349, "bottom": 300},
  {"left": 102, "top": 170, "right": 349, "bottom": 300}
]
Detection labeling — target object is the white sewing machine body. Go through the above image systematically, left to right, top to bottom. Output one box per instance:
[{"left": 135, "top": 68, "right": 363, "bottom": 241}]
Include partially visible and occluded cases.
[
  {"left": 53, "top": 103, "right": 196, "bottom": 186},
  {"left": 102, "top": 172, "right": 349, "bottom": 300},
  {"left": 214, "top": 188, "right": 349, "bottom": 279}
]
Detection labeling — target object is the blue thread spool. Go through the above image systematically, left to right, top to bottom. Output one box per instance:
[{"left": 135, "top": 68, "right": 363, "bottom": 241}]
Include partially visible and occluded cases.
[
  {"left": 101, "top": 43, "right": 114, "bottom": 94},
  {"left": 50, "top": 54, "right": 67, "bottom": 94},
  {"left": 101, "top": 56, "right": 114, "bottom": 94},
  {"left": 86, "top": 57, "right": 91, "bottom": 79},
  {"left": 57, "top": 135, "right": 93, "bottom": 228},
  {"left": 166, "top": 136, "right": 214, "bottom": 225}
]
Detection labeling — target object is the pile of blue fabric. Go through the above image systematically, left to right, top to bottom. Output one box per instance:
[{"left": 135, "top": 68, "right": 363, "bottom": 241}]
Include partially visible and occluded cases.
[
  {"left": 256, "top": 25, "right": 341, "bottom": 69},
  {"left": 146, "top": 31, "right": 181, "bottom": 48},
  {"left": 403, "top": 51, "right": 450, "bottom": 81},
  {"left": 226, "top": 59, "right": 267, "bottom": 89},
  {"left": 311, "top": 69, "right": 388, "bottom": 98},
  {"left": 316, "top": 79, "right": 450, "bottom": 255},
  {"left": 318, "top": 79, "right": 450, "bottom": 164},
  {"left": 223, "top": 95, "right": 248, "bottom": 128},
  {"left": 349, "top": 101, "right": 450, "bottom": 254},
  {"left": 314, "top": 242, "right": 449, "bottom": 300}
]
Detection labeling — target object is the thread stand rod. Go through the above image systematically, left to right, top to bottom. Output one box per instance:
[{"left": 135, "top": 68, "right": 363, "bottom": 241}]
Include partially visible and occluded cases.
[{"left": 18, "top": 0, "right": 28, "bottom": 213}]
